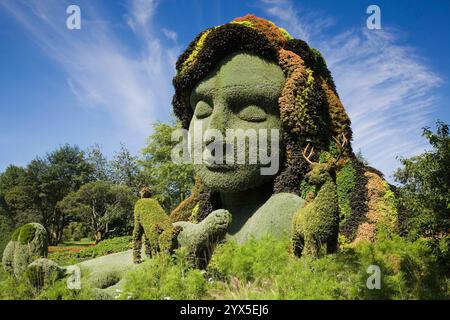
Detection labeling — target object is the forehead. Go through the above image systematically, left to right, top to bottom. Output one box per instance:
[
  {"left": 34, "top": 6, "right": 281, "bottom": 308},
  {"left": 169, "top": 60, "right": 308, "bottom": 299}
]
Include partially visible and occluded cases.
[{"left": 192, "top": 52, "right": 285, "bottom": 98}]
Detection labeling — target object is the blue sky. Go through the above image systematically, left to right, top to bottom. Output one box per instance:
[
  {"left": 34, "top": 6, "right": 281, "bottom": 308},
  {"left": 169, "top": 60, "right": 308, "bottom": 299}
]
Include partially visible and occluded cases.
[{"left": 0, "top": 0, "right": 449, "bottom": 180}]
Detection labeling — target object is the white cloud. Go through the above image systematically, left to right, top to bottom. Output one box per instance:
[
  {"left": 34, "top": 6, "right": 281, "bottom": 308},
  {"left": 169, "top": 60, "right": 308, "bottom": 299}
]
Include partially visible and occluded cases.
[
  {"left": 1, "top": 0, "right": 177, "bottom": 145},
  {"left": 260, "top": 0, "right": 334, "bottom": 43},
  {"left": 261, "top": 1, "right": 441, "bottom": 179}
]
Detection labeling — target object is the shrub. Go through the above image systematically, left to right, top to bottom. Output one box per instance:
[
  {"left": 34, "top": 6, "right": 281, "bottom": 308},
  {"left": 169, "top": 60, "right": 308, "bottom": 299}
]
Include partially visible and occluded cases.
[
  {"left": 2, "top": 223, "right": 49, "bottom": 278},
  {"left": 12, "top": 223, "right": 48, "bottom": 277},
  {"left": 207, "top": 235, "right": 449, "bottom": 299},
  {"left": 1, "top": 240, "right": 16, "bottom": 273},
  {"left": 121, "top": 251, "right": 208, "bottom": 300},
  {"left": 25, "top": 258, "right": 65, "bottom": 290},
  {"left": 0, "top": 261, "right": 94, "bottom": 300}
]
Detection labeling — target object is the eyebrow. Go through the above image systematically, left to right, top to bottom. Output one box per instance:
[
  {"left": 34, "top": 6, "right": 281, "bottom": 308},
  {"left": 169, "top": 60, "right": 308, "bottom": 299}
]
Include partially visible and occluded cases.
[{"left": 193, "top": 83, "right": 282, "bottom": 98}]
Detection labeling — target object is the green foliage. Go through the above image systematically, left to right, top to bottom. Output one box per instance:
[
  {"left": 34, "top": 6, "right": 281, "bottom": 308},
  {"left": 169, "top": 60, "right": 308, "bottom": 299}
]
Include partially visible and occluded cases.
[
  {"left": 310, "top": 48, "right": 336, "bottom": 91},
  {"left": 141, "top": 119, "right": 194, "bottom": 211},
  {"left": 394, "top": 121, "right": 450, "bottom": 268},
  {"left": 110, "top": 143, "right": 145, "bottom": 195},
  {"left": 86, "top": 144, "right": 112, "bottom": 182},
  {"left": 0, "top": 145, "right": 95, "bottom": 245},
  {"left": 336, "top": 163, "right": 356, "bottom": 222},
  {"left": 293, "top": 177, "right": 339, "bottom": 258},
  {"left": 299, "top": 179, "right": 315, "bottom": 200},
  {"left": 58, "top": 181, "right": 137, "bottom": 243},
  {"left": 379, "top": 181, "right": 398, "bottom": 227},
  {"left": 132, "top": 198, "right": 173, "bottom": 263},
  {"left": 0, "top": 199, "right": 12, "bottom": 254},
  {"left": 135, "top": 199, "right": 172, "bottom": 240},
  {"left": 175, "top": 209, "right": 232, "bottom": 268},
  {"left": 63, "top": 222, "right": 88, "bottom": 242},
  {"left": 9, "top": 223, "right": 48, "bottom": 278},
  {"left": 18, "top": 223, "right": 36, "bottom": 245},
  {"left": 11, "top": 227, "right": 20, "bottom": 241},
  {"left": 1, "top": 235, "right": 449, "bottom": 300},
  {"left": 48, "top": 236, "right": 132, "bottom": 265},
  {"left": 208, "top": 236, "right": 449, "bottom": 299},
  {"left": 209, "top": 237, "right": 290, "bottom": 282},
  {"left": 1, "top": 241, "right": 16, "bottom": 273},
  {"left": 121, "top": 252, "right": 208, "bottom": 300},
  {"left": 25, "top": 258, "right": 64, "bottom": 290},
  {"left": 0, "top": 263, "right": 94, "bottom": 300},
  {"left": 88, "top": 269, "right": 123, "bottom": 290}
]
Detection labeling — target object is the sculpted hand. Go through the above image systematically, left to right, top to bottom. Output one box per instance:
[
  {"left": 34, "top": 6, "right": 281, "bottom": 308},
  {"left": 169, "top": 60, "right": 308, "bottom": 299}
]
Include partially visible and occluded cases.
[{"left": 173, "top": 209, "right": 232, "bottom": 268}]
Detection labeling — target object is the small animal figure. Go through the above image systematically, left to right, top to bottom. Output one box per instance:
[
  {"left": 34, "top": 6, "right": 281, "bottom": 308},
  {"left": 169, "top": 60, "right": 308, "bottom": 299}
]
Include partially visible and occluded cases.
[
  {"left": 292, "top": 135, "right": 348, "bottom": 258},
  {"left": 132, "top": 187, "right": 179, "bottom": 264}
]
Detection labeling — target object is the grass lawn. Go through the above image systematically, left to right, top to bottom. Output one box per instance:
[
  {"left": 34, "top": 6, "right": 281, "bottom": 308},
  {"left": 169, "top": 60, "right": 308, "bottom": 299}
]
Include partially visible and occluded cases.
[{"left": 48, "top": 238, "right": 94, "bottom": 254}]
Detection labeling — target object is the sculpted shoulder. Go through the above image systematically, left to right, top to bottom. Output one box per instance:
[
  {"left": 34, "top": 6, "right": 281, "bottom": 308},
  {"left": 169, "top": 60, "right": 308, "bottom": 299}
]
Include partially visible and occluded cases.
[{"left": 228, "top": 193, "right": 304, "bottom": 244}]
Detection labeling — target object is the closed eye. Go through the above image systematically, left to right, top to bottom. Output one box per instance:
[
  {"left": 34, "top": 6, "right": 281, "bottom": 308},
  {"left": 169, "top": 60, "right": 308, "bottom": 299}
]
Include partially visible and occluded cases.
[
  {"left": 194, "top": 101, "right": 213, "bottom": 119},
  {"left": 236, "top": 105, "right": 267, "bottom": 122}
]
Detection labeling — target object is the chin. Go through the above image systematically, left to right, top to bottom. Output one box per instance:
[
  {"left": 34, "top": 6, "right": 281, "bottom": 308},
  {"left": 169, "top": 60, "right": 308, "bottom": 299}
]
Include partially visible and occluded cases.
[{"left": 195, "top": 165, "right": 274, "bottom": 193}]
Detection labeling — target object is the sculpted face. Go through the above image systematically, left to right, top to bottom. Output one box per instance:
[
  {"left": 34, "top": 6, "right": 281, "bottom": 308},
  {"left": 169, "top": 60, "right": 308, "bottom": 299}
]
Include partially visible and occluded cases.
[{"left": 188, "top": 52, "right": 285, "bottom": 192}]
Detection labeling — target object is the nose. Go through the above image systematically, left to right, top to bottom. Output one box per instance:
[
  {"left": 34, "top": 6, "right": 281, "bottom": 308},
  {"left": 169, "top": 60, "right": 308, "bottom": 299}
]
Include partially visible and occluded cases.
[{"left": 206, "top": 101, "right": 228, "bottom": 135}]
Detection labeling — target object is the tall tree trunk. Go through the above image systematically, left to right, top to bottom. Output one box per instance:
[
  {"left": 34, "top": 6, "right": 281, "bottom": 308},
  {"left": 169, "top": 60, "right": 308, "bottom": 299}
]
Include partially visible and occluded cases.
[{"left": 95, "top": 231, "right": 102, "bottom": 244}]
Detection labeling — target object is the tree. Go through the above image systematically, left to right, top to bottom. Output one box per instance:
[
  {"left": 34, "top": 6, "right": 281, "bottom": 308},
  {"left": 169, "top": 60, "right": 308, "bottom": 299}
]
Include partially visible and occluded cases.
[
  {"left": 141, "top": 119, "right": 194, "bottom": 211},
  {"left": 394, "top": 121, "right": 450, "bottom": 265},
  {"left": 110, "top": 143, "right": 143, "bottom": 195},
  {"left": 87, "top": 144, "right": 112, "bottom": 181},
  {"left": 1, "top": 145, "right": 95, "bottom": 244},
  {"left": 31, "top": 145, "right": 95, "bottom": 244},
  {"left": 0, "top": 165, "right": 39, "bottom": 226},
  {"left": 0, "top": 165, "right": 28, "bottom": 195},
  {"left": 59, "top": 181, "right": 137, "bottom": 243},
  {"left": 0, "top": 195, "right": 13, "bottom": 254}
]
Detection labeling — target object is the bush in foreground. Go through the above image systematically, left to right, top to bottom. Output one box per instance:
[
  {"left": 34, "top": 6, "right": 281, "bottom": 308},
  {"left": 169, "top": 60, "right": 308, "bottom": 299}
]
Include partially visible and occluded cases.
[
  {"left": 120, "top": 234, "right": 448, "bottom": 300},
  {"left": 1, "top": 235, "right": 448, "bottom": 300}
]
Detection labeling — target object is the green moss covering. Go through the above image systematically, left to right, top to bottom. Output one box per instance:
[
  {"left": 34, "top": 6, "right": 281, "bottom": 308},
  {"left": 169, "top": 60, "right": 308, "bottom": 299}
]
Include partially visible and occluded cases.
[
  {"left": 171, "top": 14, "right": 399, "bottom": 259},
  {"left": 310, "top": 48, "right": 336, "bottom": 92},
  {"left": 340, "top": 158, "right": 370, "bottom": 241},
  {"left": 336, "top": 162, "right": 356, "bottom": 222},
  {"left": 292, "top": 173, "right": 339, "bottom": 258},
  {"left": 299, "top": 179, "right": 316, "bottom": 201},
  {"left": 380, "top": 182, "right": 398, "bottom": 221},
  {"left": 132, "top": 198, "right": 174, "bottom": 264},
  {"left": 174, "top": 209, "right": 232, "bottom": 268},
  {"left": 3, "top": 223, "right": 49, "bottom": 278},
  {"left": 14, "top": 223, "right": 48, "bottom": 277},
  {"left": 18, "top": 224, "right": 36, "bottom": 245},
  {"left": 11, "top": 227, "right": 20, "bottom": 241},
  {"left": 1, "top": 240, "right": 16, "bottom": 274},
  {"left": 25, "top": 258, "right": 64, "bottom": 289}
]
